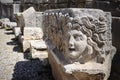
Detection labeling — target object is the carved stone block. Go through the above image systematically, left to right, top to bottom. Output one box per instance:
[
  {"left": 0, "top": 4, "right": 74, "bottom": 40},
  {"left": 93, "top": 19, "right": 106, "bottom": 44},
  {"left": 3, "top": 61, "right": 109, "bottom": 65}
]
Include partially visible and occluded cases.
[
  {"left": 19, "top": 7, "right": 45, "bottom": 54},
  {"left": 21, "top": 7, "right": 36, "bottom": 34},
  {"left": 43, "top": 8, "right": 116, "bottom": 80},
  {"left": 0, "top": 18, "right": 10, "bottom": 28},
  {"left": 4, "top": 22, "right": 17, "bottom": 29},
  {"left": 22, "top": 27, "right": 47, "bottom": 55},
  {"left": 22, "top": 27, "right": 43, "bottom": 52},
  {"left": 23, "top": 27, "right": 43, "bottom": 40},
  {"left": 30, "top": 40, "right": 47, "bottom": 59}
]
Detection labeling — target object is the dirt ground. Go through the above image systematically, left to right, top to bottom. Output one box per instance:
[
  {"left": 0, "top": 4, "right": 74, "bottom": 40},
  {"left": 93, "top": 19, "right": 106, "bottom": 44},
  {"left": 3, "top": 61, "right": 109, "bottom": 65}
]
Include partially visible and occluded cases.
[{"left": 0, "top": 28, "right": 54, "bottom": 80}]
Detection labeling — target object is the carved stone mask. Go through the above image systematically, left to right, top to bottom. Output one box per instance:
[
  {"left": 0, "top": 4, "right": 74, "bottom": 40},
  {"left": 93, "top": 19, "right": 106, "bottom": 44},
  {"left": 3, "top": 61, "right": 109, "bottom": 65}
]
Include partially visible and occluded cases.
[{"left": 67, "top": 30, "right": 87, "bottom": 59}]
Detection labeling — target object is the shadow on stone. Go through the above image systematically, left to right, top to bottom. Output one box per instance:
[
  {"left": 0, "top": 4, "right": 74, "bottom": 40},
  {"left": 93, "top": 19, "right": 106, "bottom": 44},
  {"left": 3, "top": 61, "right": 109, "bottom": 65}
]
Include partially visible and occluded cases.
[
  {"left": 13, "top": 44, "right": 23, "bottom": 53},
  {"left": 23, "top": 51, "right": 31, "bottom": 59},
  {"left": 109, "top": 51, "right": 120, "bottom": 80},
  {"left": 12, "top": 59, "right": 54, "bottom": 80}
]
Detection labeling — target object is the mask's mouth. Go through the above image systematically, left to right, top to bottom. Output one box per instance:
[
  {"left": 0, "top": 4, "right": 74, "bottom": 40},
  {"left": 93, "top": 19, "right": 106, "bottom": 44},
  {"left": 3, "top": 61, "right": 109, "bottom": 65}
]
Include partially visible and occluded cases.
[{"left": 69, "top": 48, "right": 75, "bottom": 51}]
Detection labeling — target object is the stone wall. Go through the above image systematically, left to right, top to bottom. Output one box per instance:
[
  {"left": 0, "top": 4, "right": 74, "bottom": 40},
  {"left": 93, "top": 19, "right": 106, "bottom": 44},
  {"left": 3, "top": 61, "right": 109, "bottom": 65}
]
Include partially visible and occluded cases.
[
  {"left": 0, "top": 0, "right": 120, "bottom": 20},
  {"left": 0, "top": 0, "right": 93, "bottom": 20},
  {"left": 0, "top": 0, "right": 13, "bottom": 4},
  {"left": 93, "top": 0, "right": 120, "bottom": 17},
  {"left": 0, "top": 3, "right": 13, "bottom": 21}
]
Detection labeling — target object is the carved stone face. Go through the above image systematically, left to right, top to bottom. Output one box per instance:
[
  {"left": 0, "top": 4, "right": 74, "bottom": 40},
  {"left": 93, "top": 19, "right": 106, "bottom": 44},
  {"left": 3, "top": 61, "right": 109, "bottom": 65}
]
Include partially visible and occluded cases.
[{"left": 67, "top": 30, "right": 87, "bottom": 59}]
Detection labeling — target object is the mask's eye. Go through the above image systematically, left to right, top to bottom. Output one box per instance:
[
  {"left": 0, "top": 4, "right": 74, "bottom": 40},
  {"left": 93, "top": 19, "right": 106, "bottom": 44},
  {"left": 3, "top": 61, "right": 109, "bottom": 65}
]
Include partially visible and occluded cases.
[
  {"left": 99, "top": 17, "right": 105, "bottom": 22},
  {"left": 72, "top": 24, "right": 80, "bottom": 30},
  {"left": 74, "top": 34, "right": 83, "bottom": 41}
]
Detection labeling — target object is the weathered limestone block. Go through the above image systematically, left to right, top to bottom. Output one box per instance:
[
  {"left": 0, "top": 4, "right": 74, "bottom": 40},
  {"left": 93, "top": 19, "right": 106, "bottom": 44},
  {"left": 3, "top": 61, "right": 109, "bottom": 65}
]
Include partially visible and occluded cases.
[
  {"left": 20, "top": 7, "right": 43, "bottom": 35},
  {"left": 21, "top": 7, "right": 36, "bottom": 34},
  {"left": 21, "top": 7, "right": 36, "bottom": 27},
  {"left": 20, "top": 8, "right": 44, "bottom": 53},
  {"left": 43, "top": 8, "right": 116, "bottom": 80},
  {"left": 21, "top": 11, "right": 48, "bottom": 59},
  {"left": 0, "top": 18, "right": 10, "bottom": 28},
  {"left": 4, "top": 22, "right": 17, "bottom": 29},
  {"left": 22, "top": 27, "right": 47, "bottom": 53},
  {"left": 22, "top": 27, "right": 40, "bottom": 52},
  {"left": 23, "top": 27, "right": 43, "bottom": 40},
  {"left": 22, "top": 39, "right": 47, "bottom": 58},
  {"left": 30, "top": 40, "right": 47, "bottom": 59}
]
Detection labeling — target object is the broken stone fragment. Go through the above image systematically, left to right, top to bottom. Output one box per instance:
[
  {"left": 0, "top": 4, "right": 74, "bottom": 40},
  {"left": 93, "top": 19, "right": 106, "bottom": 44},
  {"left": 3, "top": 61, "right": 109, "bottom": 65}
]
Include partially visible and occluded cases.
[
  {"left": 19, "top": 7, "right": 45, "bottom": 56},
  {"left": 21, "top": 7, "right": 36, "bottom": 34},
  {"left": 21, "top": 7, "right": 36, "bottom": 27},
  {"left": 43, "top": 8, "right": 116, "bottom": 80},
  {"left": 0, "top": 18, "right": 10, "bottom": 28},
  {"left": 3, "top": 22, "right": 17, "bottom": 29},
  {"left": 22, "top": 27, "right": 47, "bottom": 54},
  {"left": 22, "top": 27, "right": 47, "bottom": 59},
  {"left": 23, "top": 27, "right": 43, "bottom": 40},
  {"left": 30, "top": 40, "right": 48, "bottom": 59},
  {"left": 30, "top": 40, "right": 47, "bottom": 50}
]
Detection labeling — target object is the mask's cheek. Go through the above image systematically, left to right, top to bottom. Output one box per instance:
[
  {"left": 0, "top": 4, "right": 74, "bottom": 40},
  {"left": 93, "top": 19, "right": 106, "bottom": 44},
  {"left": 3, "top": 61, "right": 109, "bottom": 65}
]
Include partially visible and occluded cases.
[{"left": 74, "top": 41, "right": 87, "bottom": 53}]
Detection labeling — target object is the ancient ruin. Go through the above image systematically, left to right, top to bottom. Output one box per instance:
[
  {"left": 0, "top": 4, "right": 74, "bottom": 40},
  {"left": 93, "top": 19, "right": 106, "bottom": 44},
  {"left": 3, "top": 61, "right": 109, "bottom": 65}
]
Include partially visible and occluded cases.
[
  {"left": 0, "top": 0, "right": 120, "bottom": 80},
  {"left": 9, "top": 7, "right": 47, "bottom": 59},
  {"left": 43, "top": 8, "right": 116, "bottom": 80}
]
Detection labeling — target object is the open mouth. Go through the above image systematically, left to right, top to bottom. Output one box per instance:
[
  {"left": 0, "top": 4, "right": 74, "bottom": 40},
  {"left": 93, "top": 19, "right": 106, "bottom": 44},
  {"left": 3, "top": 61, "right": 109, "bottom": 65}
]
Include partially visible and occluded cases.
[{"left": 69, "top": 48, "right": 75, "bottom": 51}]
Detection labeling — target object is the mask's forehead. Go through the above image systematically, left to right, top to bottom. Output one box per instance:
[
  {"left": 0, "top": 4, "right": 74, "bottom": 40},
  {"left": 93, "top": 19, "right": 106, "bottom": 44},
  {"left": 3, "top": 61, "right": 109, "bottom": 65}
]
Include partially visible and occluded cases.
[{"left": 68, "top": 30, "right": 82, "bottom": 35}]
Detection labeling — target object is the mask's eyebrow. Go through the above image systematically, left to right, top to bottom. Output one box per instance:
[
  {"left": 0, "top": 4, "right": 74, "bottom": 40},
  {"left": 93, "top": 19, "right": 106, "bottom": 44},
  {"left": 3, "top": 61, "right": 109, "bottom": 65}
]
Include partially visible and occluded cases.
[{"left": 72, "top": 30, "right": 82, "bottom": 35}]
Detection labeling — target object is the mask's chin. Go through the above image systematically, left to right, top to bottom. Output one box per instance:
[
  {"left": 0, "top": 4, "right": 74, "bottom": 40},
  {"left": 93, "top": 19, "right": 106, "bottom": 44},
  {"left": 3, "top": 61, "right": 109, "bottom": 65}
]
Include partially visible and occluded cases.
[{"left": 68, "top": 48, "right": 81, "bottom": 59}]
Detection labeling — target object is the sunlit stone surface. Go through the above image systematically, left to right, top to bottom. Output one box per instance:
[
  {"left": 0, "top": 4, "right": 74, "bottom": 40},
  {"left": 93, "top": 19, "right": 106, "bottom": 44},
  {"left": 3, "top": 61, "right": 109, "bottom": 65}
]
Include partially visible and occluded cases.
[{"left": 43, "top": 8, "right": 116, "bottom": 80}]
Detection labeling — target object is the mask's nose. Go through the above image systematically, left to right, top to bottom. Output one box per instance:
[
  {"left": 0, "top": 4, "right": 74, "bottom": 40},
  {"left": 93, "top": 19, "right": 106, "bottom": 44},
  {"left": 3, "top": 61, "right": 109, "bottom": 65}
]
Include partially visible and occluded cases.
[{"left": 69, "top": 36, "right": 75, "bottom": 49}]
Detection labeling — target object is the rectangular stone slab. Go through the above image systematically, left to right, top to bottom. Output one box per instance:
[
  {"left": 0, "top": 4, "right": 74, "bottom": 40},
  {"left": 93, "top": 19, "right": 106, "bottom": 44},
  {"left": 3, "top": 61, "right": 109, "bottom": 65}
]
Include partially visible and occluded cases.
[{"left": 21, "top": 7, "right": 36, "bottom": 27}]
